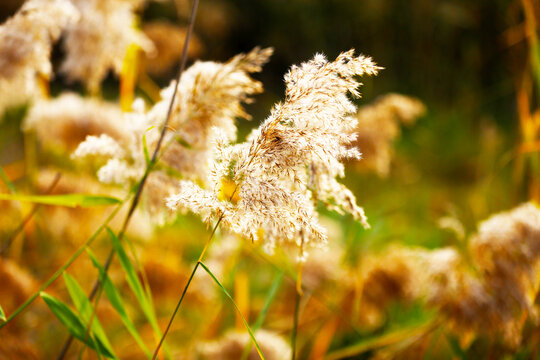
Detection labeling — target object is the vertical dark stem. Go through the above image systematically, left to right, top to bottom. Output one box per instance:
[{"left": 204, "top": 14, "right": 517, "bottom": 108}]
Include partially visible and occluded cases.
[
  {"left": 56, "top": 0, "right": 200, "bottom": 357},
  {"left": 151, "top": 212, "right": 222, "bottom": 360},
  {"left": 151, "top": 262, "right": 200, "bottom": 360}
]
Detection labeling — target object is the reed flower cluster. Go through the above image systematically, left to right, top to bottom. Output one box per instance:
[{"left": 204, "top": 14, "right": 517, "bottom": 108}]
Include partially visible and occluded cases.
[
  {"left": 0, "top": 0, "right": 78, "bottom": 115},
  {"left": 61, "top": 0, "right": 153, "bottom": 92},
  {"left": 71, "top": 47, "right": 271, "bottom": 215},
  {"left": 167, "top": 50, "right": 379, "bottom": 259},
  {"left": 23, "top": 93, "right": 124, "bottom": 151},
  {"left": 354, "top": 93, "right": 425, "bottom": 176},
  {"left": 435, "top": 202, "right": 540, "bottom": 345},
  {"left": 356, "top": 203, "right": 540, "bottom": 347}
]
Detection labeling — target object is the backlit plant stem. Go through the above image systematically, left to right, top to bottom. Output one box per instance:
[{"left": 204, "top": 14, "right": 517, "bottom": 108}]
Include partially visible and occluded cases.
[
  {"left": 56, "top": 0, "right": 200, "bottom": 358},
  {"left": 151, "top": 212, "right": 222, "bottom": 360}
]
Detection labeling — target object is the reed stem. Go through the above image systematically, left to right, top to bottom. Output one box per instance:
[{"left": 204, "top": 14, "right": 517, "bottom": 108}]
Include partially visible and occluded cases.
[
  {"left": 56, "top": 0, "right": 200, "bottom": 356},
  {"left": 151, "top": 213, "right": 221, "bottom": 360}
]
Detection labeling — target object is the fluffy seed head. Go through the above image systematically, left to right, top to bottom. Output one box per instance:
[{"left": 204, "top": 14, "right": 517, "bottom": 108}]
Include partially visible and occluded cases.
[{"left": 168, "top": 50, "right": 379, "bottom": 259}]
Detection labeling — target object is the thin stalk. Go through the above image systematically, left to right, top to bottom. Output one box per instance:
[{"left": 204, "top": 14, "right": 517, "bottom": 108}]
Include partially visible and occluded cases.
[
  {"left": 56, "top": 0, "right": 200, "bottom": 357},
  {"left": 1, "top": 172, "right": 61, "bottom": 257},
  {"left": 151, "top": 214, "right": 222, "bottom": 360},
  {"left": 291, "top": 239, "right": 304, "bottom": 360},
  {"left": 247, "top": 243, "right": 364, "bottom": 335},
  {"left": 291, "top": 290, "right": 301, "bottom": 360}
]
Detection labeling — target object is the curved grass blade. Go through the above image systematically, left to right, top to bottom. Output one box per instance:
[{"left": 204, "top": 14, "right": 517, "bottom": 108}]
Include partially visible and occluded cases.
[
  {"left": 120, "top": 43, "right": 139, "bottom": 111},
  {"left": 142, "top": 127, "right": 154, "bottom": 166},
  {"left": 0, "top": 193, "right": 121, "bottom": 207},
  {"left": 107, "top": 228, "right": 171, "bottom": 358},
  {"left": 108, "top": 228, "right": 153, "bottom": 323},
  {"left": 87, "top": 249, "right": 151, "bottom": 358},
  {"left": 199, "top": 262, "right": 266, "bottom": 360},
  {"left": 63, "top": 272, "right": 117, "bottom": 359},
  {"left": 40, "top": 292, "right": 115, "bottom": 359},
  {"left": 0, "top": 303, "right": 5, "bottom": 322}
]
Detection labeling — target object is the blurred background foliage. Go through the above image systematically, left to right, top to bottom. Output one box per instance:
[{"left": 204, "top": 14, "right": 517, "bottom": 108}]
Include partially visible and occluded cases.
[
  {"left": 1, "top": 0, "right": 540, "bottom": 359},
  {"left": 132, "top": 0, "right": 540, "bottom": 254},
  {"left": 148, "top": 0, "right": 535, "bottom": 245}
]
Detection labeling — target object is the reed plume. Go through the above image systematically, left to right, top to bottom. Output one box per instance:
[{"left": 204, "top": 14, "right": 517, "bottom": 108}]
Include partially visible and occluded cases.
[
  {"left": 0, "top": 0, "right": 78, "bottom": 115},
  {"left": 61, "top": 0, "right": 153, "bottom": 92},
  {"left": 167, "top": 49, "right": 380, "bottom": 260},
  {"left": 353, "top": 93, "right": 425, "bottom": 177}
]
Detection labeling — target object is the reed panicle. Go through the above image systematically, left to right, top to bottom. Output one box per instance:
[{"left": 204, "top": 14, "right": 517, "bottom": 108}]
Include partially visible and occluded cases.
[
  {"left": 0, "top": 0, "right": 78, "bottom": 115},
  {"left": 168, "top": 50, "right": 380, "bottom": 260}
]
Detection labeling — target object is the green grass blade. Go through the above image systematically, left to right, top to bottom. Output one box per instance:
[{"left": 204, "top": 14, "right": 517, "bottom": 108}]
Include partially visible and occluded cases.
[
  {"left": 142, "top": 130, "right": 151, "bottom": 166},
  {"left": 175, "top": 136, "right": 192, "bottom": 149},
  {"left": 0, "top": 166, "right": 17, "bottom": 194},
  {"left": 0, "top": 193, "right": 121, "bottom": 207},
  {"left": 107, "top": 228, "right": 171, "bottom": 359},
  {"left": 107, "top": 228, "right": 150, "bottom": 319},
  {"left": 87, "top": 249, "right": 151, "bottom": 358},
  {"left": 199, "top": 262, "right": 266, "bottom": 360},
  {"left": 241, "top": 271, "right": 284, "bottom": 360},
  {"left": 253, "top": 271, "right": 283, "bottom": 331},
  {"left": 63, "top": 272, "right": 117, "bottom": 359},
  {"left": 40, "top": 292, "right": 115, "bottom": 359},
  {"left": 0, "top": 303, "right": 6, "bottom": 322}
]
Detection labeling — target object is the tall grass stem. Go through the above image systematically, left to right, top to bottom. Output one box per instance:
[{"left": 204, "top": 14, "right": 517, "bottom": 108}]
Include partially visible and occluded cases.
[
  {"left": 56, "top": 0, "right": 200, "bottom": 356},
  {"left": 151, "top": 212, "right": 221, "bottom": 360}
]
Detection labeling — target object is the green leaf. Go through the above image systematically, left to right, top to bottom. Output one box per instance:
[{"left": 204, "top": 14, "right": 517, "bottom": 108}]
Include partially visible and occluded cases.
[
  {"left": 142, "top": 128, "right": 152, "bottom": 166},
  {"left": 175, "top": 136, "right": 192, "bottom": 149},
  {"left": 0, "top": 166, "right": 17, "bottom": 194},
  {"left": 0, "top": 193, "right": 121, "bottom": 207},
  {"left": 107, "top": 228, "right": 171, "bottom": 358},
  {"left": 108, "top": 228, "right": 148, "bottom": 317},
  {"left": 87, "top": 249, "right": 151, "bottom": 358},
  {"left": 200, "top": 262, "right": 266, "bottom": 360},
  {"left": 63, "top": 272, "right": 117, "bottom": 359},
  {"left": 40, "top": 292, "right": 115, "bottom": 359},
  {"left": 0, "top": 303, "right": 6, "bottom": 322}
]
